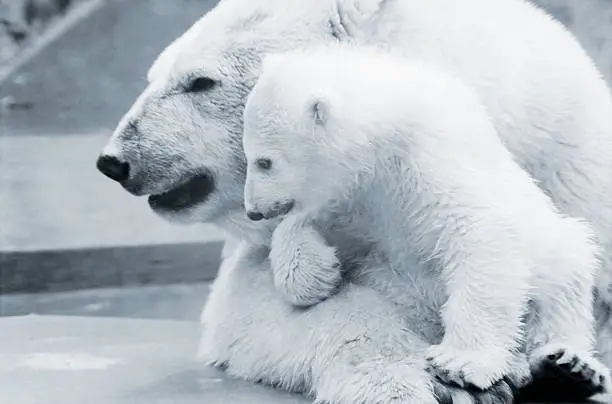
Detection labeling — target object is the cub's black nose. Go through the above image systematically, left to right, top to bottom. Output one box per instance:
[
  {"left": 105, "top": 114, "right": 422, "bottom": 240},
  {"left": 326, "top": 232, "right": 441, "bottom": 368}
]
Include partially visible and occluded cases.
[
  {"left": 96, "top": 155, "right": 130, "bottom": 183},
  {"left": 247, "top": 210, "right": 265, "bottom": 221}
]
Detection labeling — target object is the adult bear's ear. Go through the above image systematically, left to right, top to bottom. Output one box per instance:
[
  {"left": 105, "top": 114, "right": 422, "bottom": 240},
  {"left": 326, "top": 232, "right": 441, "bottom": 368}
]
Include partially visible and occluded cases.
[{"left": 330, "top": 0, "right": 387, "bottom": 40}]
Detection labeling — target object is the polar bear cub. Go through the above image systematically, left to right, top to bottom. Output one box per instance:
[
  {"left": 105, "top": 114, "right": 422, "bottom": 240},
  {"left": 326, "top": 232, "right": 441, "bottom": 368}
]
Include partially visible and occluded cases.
[{"left": 241, "top": 44, "right": 611, "bottom": 393}]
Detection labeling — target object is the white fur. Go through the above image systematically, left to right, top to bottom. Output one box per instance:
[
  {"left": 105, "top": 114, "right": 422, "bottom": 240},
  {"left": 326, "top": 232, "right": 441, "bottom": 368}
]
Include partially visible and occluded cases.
[
  {"left": 100, "top": 0, "right": 612, "bottom": 401},
  {"left": 243, "top": 44, "right": 608, "bottom": 391},
  {"left": 199, "top": 242, "right": 442, "bottom": 403}
]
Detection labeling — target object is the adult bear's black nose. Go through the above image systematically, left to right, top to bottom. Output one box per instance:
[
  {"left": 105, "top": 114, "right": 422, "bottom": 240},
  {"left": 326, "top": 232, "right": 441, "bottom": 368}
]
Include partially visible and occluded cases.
[
  {"left": 96, "top": 154, "right": 130, "bottom": 183},
  {"left": 246, "top": 210, "right": 265, "bottom": 221}
]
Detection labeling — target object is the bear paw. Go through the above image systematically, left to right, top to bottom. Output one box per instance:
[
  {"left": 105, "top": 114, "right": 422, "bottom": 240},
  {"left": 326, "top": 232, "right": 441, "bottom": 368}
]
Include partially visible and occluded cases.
[
  {"left": 270, "top": 226, "right": 343, "bottom": 307},
  {"left": 527, "top": 343, "right": 612, "bottom": 400},
  {"left": 425, "top": 344, "right": 510, "bottom": 390},
  {"left": 432, "top": 377, "right": 516, "bottom": 404}
]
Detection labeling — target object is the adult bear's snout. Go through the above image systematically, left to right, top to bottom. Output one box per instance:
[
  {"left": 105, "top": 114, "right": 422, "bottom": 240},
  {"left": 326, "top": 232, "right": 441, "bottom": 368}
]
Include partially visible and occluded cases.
[{"left": 96, "top": 154, "right": 130, "bottom": 183}]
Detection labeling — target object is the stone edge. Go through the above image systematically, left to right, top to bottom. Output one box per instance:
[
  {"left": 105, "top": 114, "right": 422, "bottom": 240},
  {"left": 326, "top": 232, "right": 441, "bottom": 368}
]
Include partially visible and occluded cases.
[{"left": 0, "top": 241, "right": 223, "bottom": 294}]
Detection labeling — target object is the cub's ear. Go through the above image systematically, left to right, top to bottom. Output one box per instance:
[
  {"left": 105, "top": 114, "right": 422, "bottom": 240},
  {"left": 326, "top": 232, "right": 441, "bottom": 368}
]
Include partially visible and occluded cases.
[
  {"left": 331, "top": 0, "right": 387, "bottom": 39},
  {"left": 308, "top": 96, "right": 330, "bottom": 126}
]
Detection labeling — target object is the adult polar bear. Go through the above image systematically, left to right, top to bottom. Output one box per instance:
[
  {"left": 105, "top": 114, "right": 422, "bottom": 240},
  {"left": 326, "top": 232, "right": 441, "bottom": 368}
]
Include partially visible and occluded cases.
[{"left": 96, "top": 0, "right": 612, "bottom": 401}]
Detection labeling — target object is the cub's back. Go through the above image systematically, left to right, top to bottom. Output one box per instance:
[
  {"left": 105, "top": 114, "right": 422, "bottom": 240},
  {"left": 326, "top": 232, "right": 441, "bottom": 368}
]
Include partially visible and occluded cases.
[{"left": 260, "top": 44, "right": 489, "bottom": 136}]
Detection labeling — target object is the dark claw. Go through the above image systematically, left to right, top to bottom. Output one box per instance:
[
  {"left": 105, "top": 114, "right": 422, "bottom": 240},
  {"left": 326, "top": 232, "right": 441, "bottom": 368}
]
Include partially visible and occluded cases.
[
  {"left": 519, "top": 350, "right": 605, "bottom": 401},
  {"left": 568, "top": 356, "right": 579, "bottom": 369},
  {"left": 211, "top": 360, "right": 229, "bottom": 371},
  {"left": 597, "top": 375, "right": 606, "bottom": 391}
]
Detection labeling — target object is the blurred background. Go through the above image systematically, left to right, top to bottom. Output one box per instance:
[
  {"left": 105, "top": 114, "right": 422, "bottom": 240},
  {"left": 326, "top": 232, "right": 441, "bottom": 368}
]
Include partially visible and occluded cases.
[
  {"left": 0, "top": 0, "right": 611, "bottom": 402},
  {"left": 1, "top": 0, "right": 224, "bottom": 320},
  {"left": 3, "top": 0, "right": 611, "bottom": 320}
]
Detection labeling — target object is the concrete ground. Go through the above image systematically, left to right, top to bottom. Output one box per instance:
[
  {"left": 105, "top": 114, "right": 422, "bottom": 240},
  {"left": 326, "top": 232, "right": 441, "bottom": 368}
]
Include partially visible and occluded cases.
[
  {"left": 0, "top": 282, "right": 211, "bottom": 320},
  {"left": 0, "top": 315, "right": 309, "bottom": 404}
]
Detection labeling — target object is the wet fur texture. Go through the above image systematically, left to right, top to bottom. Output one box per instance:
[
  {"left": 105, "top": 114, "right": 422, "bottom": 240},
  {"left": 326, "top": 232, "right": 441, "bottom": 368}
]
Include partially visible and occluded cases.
[{"left": 100, "top": 0, "right": 612, "bottom": 402}]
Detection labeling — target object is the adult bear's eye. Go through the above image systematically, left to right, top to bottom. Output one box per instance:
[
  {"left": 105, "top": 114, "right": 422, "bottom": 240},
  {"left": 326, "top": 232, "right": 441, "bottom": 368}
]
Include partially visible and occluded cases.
[
  {"left": 184, "top": 77, "right": 217, "bottom": 93},
  {"left": 256, "top": 158, "right": 272, "bottom": 170}
]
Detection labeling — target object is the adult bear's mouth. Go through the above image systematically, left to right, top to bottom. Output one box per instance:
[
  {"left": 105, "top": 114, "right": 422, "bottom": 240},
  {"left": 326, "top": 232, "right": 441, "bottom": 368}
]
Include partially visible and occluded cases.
[{"left": 148, "top": 172, "right": 215, "bottom": 212}]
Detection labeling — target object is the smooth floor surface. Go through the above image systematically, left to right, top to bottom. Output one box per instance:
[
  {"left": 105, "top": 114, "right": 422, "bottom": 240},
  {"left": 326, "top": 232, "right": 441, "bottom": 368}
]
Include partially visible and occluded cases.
[{"left": 0, "top": 315, "right": 309, "bottom": 404}]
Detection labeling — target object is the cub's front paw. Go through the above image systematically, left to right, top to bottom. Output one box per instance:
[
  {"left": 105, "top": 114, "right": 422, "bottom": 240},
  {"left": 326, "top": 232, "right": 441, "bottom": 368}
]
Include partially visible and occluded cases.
[
  {"left": 270, "top": 226, "right": 342, "bottom": 307},
  {"left": 527, "top": 343, "right": 612, "bottom": 400},
  {"left": 426, "top": 344, "right": 511, "bottom": 391}
]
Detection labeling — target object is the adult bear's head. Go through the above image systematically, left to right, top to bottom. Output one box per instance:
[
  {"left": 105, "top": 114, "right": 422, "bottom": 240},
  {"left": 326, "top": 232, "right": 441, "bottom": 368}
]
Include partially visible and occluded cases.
[{"left": 96, "top": 0, "right": 385, "bottom": 226}]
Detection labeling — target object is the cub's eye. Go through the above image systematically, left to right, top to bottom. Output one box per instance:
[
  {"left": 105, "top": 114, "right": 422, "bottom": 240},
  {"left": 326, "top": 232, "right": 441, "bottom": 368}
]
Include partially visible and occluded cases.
[
  {"left": 184, "top": 77, "right": 217, "bottom": 93},
  {"left": 256, "top": 158, "right": 272, "bottom": 170}
]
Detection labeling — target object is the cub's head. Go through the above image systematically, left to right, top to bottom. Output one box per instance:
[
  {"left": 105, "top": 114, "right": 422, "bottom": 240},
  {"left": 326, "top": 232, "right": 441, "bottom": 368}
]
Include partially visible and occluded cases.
[
  {"left": 95, "top": 0, "right": 383, "bottom": 226},
  {"left": 242, "top": 49, "right": 375, "bottom": 221}
]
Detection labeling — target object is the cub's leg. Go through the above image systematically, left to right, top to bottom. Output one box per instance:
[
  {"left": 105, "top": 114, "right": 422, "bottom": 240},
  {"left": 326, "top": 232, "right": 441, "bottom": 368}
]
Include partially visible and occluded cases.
[
  {"left": 424, "top": 233, "right": 531, "bottom": 391},
  {"left": 199, "top": 242, "right": 517, "bottom": 403}
]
